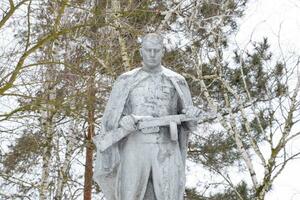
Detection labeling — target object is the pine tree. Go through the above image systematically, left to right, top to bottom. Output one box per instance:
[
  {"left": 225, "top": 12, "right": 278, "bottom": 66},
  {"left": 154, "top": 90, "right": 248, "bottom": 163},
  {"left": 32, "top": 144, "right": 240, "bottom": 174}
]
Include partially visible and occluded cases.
[{"left": 1, "top": 1, "right": 300, "bottom": 200}]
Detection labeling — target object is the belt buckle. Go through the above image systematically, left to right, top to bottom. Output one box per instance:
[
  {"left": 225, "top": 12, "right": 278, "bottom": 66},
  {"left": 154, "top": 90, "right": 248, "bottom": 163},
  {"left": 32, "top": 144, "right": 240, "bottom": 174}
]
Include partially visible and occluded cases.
[{"left": 141, "top": 126, "right": 160, "bottom": 134}]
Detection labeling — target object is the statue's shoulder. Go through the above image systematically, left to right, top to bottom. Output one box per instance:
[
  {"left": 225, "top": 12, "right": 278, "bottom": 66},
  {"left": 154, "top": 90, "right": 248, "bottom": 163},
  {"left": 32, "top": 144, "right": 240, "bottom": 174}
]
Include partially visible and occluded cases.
[
  {"left": 162, "top": 66, "right": 186, "bottom": 82},
  {"left": 117, "top": 67, "right": 142, "bottom": 81}
]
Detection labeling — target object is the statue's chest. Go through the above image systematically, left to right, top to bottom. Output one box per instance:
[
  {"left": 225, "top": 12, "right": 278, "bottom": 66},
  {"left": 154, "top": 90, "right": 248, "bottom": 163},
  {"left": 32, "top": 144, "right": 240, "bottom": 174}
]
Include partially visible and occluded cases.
[{"left": 128, "top": 74, "right": 178, "bottom": 116}]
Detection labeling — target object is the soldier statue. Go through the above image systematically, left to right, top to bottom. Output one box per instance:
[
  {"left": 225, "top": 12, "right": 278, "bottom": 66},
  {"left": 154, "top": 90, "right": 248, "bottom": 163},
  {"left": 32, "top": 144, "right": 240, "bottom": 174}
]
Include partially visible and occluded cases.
[{"left": 93, "top": 33, "right": 200, "bottom": 200}]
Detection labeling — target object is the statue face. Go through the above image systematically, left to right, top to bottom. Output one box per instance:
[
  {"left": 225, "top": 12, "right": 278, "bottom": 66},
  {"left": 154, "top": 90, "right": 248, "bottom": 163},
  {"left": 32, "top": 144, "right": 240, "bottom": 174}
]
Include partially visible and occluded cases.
[{"left": 140, "top": 40, "right": 164, "bottom": 69}]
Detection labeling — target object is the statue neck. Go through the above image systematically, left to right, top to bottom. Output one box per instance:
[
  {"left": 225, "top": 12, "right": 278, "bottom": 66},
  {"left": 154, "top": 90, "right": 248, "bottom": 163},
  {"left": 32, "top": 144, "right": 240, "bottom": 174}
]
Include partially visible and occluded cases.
[{"left": 141, "top": 64, "right": 163, "bottom": 74}]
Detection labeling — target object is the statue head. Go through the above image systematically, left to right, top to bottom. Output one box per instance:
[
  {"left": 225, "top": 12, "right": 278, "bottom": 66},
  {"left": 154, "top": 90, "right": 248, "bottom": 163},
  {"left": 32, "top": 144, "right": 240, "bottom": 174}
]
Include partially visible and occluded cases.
[{"left": 140, "top": 33, "right": 164, "bottom": 70}]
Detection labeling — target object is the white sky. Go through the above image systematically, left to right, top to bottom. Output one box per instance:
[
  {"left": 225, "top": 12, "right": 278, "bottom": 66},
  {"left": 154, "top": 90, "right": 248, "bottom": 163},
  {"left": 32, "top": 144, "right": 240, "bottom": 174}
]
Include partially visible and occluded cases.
[
  {"left": 1, "top": 0, "right": 300, "bottom": 199},
  {"left": 187, "top": 0, "right": 300, "bottom": 199},
  {"left": 235, "top": 0, "right": 300, "bottom": 53},
  {"left": 235, "top": 1, "right": 300, "bottom": 199}
]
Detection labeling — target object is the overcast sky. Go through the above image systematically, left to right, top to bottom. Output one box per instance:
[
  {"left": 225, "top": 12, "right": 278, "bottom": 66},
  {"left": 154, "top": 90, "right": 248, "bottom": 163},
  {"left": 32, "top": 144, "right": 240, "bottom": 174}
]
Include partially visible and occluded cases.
[
  {"left": 1, "top": 0, "right": 300, "bottom": 199},
  {"left": 187, "top": 1, "right": 300, "bottom": 199},
  {"left": 236, "top": 1, "right": 300, "bottom": 199}
]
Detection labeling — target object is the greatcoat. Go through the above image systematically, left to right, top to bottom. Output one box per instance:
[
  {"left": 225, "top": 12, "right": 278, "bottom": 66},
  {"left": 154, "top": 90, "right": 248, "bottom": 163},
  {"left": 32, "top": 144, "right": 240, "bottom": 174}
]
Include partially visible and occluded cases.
[{"left": 93, "top": 66, "right": 194, "bottom": 200}]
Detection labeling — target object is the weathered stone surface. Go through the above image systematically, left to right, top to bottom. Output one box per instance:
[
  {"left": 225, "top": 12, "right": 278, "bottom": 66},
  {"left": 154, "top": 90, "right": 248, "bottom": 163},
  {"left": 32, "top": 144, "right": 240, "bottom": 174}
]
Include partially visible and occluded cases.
[{"left": 93, "top": 33, "right": 200, "bottom": 200}]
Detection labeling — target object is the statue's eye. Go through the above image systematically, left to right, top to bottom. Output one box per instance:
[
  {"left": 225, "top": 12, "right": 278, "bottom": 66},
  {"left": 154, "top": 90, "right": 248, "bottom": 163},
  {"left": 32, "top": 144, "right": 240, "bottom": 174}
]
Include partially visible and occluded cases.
[{"left": 145, "top": 49, "right": 160, "bottom": 53}]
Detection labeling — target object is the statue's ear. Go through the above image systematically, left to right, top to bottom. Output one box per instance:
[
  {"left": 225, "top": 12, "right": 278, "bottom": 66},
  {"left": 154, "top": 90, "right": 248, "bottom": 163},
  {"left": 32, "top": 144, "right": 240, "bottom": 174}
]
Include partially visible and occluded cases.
[{"left": 139, "top": 48, "right": 143, "bottom": 58}]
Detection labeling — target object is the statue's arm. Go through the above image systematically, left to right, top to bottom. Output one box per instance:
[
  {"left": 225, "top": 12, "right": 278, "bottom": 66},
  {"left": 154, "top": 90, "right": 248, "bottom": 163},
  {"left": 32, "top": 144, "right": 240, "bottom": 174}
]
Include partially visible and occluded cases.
[{"left": 178, "top": 78, "right": 198, "bottom": 132}]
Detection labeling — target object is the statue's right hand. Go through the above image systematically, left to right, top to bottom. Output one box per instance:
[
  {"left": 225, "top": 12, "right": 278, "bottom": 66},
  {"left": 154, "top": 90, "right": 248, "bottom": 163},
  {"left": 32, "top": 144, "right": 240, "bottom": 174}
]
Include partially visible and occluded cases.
[{"left": 119, "top": 115, "right": 137, "bottom": 132}]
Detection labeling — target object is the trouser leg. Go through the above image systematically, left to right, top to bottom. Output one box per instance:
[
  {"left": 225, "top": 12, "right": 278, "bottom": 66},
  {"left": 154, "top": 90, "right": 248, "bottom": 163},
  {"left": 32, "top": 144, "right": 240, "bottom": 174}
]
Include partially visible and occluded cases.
[
  {"left": 116, "top": 140, "right": 152, "bottom": 200},
  {"left": 151, "top": 142, "right": 185, "bottom": 200},
  {"left": 143, "top": 173, "right": 157, "bottom": 200}
]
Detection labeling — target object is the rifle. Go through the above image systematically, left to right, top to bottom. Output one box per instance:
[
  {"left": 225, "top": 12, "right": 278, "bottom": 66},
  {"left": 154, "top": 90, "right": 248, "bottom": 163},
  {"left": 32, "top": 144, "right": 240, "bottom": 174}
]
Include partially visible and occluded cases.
[{"left": 94, "top": 114, "right": 196, "bottom": 152}]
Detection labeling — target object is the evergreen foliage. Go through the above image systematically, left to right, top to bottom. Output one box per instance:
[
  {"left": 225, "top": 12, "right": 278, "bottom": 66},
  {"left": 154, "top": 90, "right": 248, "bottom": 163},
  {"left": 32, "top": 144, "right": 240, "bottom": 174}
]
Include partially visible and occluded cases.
[{"left": 0, "top": 0, "right": 299, "bottom": 199}]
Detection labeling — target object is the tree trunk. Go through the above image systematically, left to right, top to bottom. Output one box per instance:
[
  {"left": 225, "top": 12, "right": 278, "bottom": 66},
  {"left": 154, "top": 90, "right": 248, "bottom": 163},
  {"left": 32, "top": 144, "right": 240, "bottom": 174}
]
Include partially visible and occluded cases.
[
  {"left": 39, "top": 65, "right": 56, "bottom": 200},
  {"left": 83, "top": 76, "right": 96, "bottom": 200},
  {"left": 39, "top": 114, "right": 54, "bottom": 200},
  {"left": 54, "top": 127, "right": 76, "bottom": 199}
]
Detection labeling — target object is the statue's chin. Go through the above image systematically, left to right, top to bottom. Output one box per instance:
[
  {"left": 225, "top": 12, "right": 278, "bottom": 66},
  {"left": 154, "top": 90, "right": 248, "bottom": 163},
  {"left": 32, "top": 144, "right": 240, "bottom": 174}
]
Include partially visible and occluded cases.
[{"left": 143, "top": 62, "right": 160, "bottom": 70}]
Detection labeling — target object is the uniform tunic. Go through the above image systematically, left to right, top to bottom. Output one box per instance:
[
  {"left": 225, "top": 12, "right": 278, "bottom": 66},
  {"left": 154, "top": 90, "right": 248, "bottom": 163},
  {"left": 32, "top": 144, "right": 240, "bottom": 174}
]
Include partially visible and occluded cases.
[{"left": 116, "top": 69, "right": 185, "bottom": 200}]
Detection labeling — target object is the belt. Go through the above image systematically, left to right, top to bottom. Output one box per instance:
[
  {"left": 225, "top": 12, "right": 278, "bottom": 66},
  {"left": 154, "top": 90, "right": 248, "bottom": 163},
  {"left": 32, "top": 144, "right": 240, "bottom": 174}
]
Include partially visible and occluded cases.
[{"left": 134, "top": 129, "right": 171, "bottom": 144}]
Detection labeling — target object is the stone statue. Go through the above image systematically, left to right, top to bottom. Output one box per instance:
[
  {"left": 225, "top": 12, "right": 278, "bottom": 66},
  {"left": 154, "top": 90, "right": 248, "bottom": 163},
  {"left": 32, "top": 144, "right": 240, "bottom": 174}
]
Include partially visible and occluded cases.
[{"left": 93, "top": 33, "right": 201, "bottom": 200}]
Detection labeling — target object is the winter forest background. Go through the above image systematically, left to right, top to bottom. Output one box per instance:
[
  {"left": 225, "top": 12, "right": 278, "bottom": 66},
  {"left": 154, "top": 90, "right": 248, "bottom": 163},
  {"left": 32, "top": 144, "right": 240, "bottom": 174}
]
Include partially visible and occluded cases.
[{"left": 1, "top": 0, "right": 300, "bottom": 199}]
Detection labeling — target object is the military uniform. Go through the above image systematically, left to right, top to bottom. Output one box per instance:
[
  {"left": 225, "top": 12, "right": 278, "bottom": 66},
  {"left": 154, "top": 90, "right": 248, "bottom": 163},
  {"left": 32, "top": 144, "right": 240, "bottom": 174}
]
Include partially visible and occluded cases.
[
  {"left": 93, "top": 67, "right": 194, "bottom": 200},
  {"left": 116, "top": 69, "right": 185, "bottom": 200}
]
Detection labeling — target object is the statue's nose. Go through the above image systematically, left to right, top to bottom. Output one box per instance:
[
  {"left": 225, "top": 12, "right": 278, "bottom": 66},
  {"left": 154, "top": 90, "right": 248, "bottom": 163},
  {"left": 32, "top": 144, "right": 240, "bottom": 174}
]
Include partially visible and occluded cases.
[{"left": 150, "top": 50, "right": 155, "bottom": 57}]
